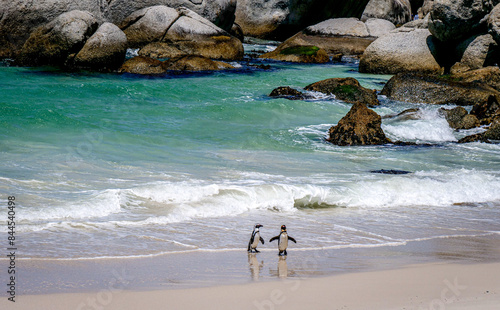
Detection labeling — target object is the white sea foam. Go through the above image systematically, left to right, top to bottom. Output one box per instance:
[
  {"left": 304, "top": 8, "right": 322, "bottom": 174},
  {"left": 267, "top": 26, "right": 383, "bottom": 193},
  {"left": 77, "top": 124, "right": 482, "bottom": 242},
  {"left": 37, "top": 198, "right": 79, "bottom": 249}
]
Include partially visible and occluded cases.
[
  {"left": 382, "top": 108, "right": 457, "bottom": 142},
  {"left": 19, "top": 168, "right": 500, "bottom": 229},
  {"left": 20, "top": 189, "right": 124, "bottom": 222}
]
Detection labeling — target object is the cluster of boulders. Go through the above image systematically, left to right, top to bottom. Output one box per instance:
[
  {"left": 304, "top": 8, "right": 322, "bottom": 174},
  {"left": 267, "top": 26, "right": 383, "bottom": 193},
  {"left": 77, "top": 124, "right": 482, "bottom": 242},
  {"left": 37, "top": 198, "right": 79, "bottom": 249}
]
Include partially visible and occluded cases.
[
  {"left": 2, "top": 0, "right": 500, "bottom": 144},
  {"left": 360, "top": 0, "right": 500, "bottom": 75},
  {"left": 3, "top": 3, "right": 243, "bottom": 73},
  {"left": 259, "top": 18, "right": 396, "bottom": 63}
]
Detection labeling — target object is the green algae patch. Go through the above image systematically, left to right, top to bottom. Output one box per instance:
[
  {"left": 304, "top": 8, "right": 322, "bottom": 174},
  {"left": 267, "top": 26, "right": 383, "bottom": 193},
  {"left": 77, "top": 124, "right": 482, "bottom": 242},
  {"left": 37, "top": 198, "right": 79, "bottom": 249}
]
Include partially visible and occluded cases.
[{"left": 280, "top": 45, "right": 320, "bottom": 56}]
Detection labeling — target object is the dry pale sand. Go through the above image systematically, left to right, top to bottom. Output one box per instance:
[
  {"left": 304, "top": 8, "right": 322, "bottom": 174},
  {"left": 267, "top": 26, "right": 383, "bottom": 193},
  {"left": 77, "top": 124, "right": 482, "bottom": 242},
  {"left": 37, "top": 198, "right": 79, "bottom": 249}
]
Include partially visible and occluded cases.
[{"left": 3, "top": 261, "right": 499, "bottom": 310}]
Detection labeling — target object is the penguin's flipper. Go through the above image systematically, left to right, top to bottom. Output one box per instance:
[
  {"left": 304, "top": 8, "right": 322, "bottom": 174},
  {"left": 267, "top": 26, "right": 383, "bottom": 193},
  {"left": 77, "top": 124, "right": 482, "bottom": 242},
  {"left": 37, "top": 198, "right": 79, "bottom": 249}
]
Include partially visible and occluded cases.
[
  {"left": 259, "top": 236, "right": 265, "bottom": 245},
  {"left": 269, "top": 236, "right": 279, "bottom": 243},
  {"left": 288, "top": 236, "right": 297, "bottom": 243}
]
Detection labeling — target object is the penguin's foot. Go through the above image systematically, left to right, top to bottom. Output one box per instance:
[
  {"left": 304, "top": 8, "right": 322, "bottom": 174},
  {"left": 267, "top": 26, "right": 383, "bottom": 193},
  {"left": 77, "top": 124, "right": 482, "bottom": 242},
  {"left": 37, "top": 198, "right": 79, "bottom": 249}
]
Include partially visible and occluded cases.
[{"left": 254, "top": 249, "right": 260, "bottom": 253}]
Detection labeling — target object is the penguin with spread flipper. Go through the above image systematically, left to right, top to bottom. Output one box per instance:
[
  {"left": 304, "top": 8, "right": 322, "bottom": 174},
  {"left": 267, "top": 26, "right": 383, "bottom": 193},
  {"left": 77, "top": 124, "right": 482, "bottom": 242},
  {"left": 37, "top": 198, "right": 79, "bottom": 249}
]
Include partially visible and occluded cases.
[
  {"left": 248, "top": 224, "right": 265, "bottom": 253},
  {"left": 269, "top": 225, "right": 296, "bottom": 256}
]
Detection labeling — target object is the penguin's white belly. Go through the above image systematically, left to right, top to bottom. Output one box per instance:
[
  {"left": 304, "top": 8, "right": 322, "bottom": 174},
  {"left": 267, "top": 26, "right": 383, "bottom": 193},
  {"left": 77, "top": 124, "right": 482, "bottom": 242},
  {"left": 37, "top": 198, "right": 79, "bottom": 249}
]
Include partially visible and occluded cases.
[
  {"left": 251, "top": 231, "right": 260, "bottom": 248},
  {"left": 279, "top": 233, "right": 288, "bottom": 251}
]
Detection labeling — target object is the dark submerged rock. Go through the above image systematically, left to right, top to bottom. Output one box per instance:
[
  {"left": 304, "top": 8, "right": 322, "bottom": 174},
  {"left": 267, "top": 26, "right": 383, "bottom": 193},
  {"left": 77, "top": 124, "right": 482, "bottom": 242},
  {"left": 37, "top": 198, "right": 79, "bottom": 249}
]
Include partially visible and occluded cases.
[
  {"left": 305, "top": 77, "right": 379, "bottom": 106},
  {"left": 269, "top": 87, "right": 308, "bottom": 100},
  {"left": 327, "top": 102, "right": 391, "bottom": 146},
  {"left": 370, "top": 169, "right": 412, "bottom": 175}
]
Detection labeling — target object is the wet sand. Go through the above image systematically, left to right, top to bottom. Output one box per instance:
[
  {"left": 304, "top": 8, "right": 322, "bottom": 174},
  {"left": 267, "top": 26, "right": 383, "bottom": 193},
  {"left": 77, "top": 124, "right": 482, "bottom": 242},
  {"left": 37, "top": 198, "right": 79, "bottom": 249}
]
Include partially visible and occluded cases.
[{"left": 1, "top": 234, "right": 500, "bottom": 309}]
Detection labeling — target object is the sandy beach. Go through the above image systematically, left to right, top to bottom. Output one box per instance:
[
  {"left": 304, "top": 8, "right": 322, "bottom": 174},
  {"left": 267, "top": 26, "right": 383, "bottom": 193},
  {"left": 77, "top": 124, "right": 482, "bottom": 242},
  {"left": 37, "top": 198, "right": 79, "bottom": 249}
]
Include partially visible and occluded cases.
[
  {"left": 2, "top": 234, "right": 500, "bottom": 310},
  {"left": 2, "top": 261, "right": 499, "bottom": 310}
]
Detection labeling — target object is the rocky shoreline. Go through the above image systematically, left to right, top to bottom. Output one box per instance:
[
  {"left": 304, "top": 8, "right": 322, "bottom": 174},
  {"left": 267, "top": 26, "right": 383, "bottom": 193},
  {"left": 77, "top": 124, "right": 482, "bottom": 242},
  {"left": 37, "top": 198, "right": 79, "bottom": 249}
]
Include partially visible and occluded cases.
[{"left": 1, "top": 0, "right": 500, "bottom": 144}]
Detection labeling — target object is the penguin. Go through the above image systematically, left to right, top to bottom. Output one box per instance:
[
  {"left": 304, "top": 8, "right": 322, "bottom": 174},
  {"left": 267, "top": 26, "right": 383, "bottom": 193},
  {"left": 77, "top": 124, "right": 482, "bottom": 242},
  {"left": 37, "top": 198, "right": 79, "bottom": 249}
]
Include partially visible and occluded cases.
[
  {"left": 248, "top": 224, "right": 265, "bottom": 253},
  {"left": 269, "top": 225, "right": 296, "bottom": 256}
]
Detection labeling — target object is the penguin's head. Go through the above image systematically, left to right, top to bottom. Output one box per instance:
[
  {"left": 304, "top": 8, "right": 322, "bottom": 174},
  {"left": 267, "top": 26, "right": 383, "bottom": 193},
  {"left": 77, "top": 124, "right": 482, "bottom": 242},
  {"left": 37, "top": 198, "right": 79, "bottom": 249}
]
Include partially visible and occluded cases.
[
  {"left": 255, "top": 224, "right": 263, "bottom": 229},
  {"left": 281, "top": 225, "right": 287, "bottom": 231}
]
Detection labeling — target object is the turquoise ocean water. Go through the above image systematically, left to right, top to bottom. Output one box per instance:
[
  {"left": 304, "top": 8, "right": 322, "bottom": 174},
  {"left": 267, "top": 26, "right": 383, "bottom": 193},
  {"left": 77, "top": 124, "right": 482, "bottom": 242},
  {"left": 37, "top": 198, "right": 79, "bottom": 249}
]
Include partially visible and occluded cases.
[{"left": 1, "top": 45, "right": 500, "bottom": 260}]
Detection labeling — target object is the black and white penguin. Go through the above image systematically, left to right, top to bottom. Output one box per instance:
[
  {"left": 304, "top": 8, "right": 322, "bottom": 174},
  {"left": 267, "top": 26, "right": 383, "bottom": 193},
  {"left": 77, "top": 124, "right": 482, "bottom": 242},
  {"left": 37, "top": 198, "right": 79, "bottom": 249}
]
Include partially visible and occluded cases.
[
  {"left": 248, "top": 224, "right": 265, "bottom": 253},
  {"left": 269, "top": 225, "right": 296, "bottom": 256}
]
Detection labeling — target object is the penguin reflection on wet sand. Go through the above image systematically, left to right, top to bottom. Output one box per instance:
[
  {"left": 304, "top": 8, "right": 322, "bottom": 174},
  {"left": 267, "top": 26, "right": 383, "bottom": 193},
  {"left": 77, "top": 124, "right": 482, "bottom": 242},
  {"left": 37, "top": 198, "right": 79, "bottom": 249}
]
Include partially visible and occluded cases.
[
  {"left": 248, "top": 224, "right": 265, "bottom": 253},
  {"left": 269, "top": 225, "right": 296, "bottom": 256}
]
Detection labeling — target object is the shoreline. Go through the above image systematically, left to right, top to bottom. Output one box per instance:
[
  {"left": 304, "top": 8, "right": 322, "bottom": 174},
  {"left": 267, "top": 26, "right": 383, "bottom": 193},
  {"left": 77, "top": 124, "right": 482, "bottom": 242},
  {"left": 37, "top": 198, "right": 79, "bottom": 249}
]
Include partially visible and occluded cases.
[
  {"left": 1, "top": 234, "right": 499, "bottom": 304},
  {"left": 2, "top": 261, "right": 500, "bottom": 310}
]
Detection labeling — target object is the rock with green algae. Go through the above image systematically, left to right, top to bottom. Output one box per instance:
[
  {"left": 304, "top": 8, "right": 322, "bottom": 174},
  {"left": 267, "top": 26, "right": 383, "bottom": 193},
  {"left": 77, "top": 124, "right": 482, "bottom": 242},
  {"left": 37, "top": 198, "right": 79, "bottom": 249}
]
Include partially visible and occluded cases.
[
  {"left": 259, "top": 45, "right": 330, "bottom": 63},
  {"left": 305, "top": 77, "right": 379, "bottom": 106}
]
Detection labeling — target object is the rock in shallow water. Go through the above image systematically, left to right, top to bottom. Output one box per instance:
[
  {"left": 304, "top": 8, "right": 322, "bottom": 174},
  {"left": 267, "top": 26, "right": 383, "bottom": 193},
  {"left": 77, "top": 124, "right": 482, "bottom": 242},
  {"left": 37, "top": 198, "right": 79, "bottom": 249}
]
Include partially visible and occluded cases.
[
  {"left": 380, "top": 72, "right": 500, "bottom": 106},
  {"left": 305, "top": 77, "right": 379, "bottom": 106},
  {"left": 269, "top": 87, "right": 308, "bottom": 100},
  {"left": 327, "top": 102, "right": 391, "bottom": 146},
  {"left": 370, "top": 169, "right": 412, "bottom": 174}
]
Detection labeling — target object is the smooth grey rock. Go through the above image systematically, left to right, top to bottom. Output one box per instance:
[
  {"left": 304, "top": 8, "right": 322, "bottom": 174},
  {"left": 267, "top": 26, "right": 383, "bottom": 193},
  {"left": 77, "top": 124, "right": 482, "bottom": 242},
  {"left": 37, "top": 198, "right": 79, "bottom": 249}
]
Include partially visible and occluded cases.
[
  {"left": 0, "top": 0, "right": 103, "bottom": 58},
  {"left": 105, "top": 0, "right": 236, "bottom": 31},
  {"left": 234, "top": 0, "right": 371, "bottom": 40},
  {"left": 362, "top": 0, "right": 412, "bottom": 25},
  {"left": 119, "top": 6, "right": 179, "bottom": 48},
  {"left": 17, "top": 10, "right": 98, "bottom": 66},
  {"left": 306, "top": 18, "right": 370, "bottom": 37},
  {"left": 365, "top": 18, "right": 397, "bottom": 37},
  {"left": 74, "top": 22, "right": 128, "bottom": 70},
  {"left": 359, "top": 28, "right": 442, "bottom": 74},
  {"left": 454, "top": 34, "right": 498, "bottom": 71}
]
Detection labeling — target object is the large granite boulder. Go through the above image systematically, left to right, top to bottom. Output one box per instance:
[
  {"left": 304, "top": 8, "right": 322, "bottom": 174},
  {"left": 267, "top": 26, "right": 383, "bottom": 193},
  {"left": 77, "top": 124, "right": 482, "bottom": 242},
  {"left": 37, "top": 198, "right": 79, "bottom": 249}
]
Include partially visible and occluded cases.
[
  {"left": 0, "top": 0, "right": 236, "bottom": 59},
  {"left": 0, "top": 0, "right": 103, "bottom": 58},
  {"left": 106, "top": 0, "right": 236, "bottom": 31},
  {"left": 234, "top": 0, "right": 371, "bottom": 40},
  {"left": 362, "top": 0, "right": 412, "bottom": 25},
  {"left": 429, "top": 0, "right": 500, "bottom": 43},
  {"left": 119, "top": 6, "right": 180, "bottom": 48},
  {"left": 120, "top": 6, "right": 243, "bottom": 60},
  {"left": 17, "top": 10, "right": 99, "bottom": 66},
  {"left": 261, "top": 18, "right": 395, "bottom": 60},
  {"left": 73, "top": 23, "right": 128, "bottom": 70},
  {"left": 359, "top": 28, "right": 442, "bottom": 74},
  {"left": 452, "top": 34, "right": 498, "bottom": 73},
  {"left": 381, "top": 72, "right": 500, "bottom": 106},
  {"left": 305, "top": 78, "right": 380, "bottom": 106},
  {"left": 327, "top": 102, "right": 391, "bottom": 146}
]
